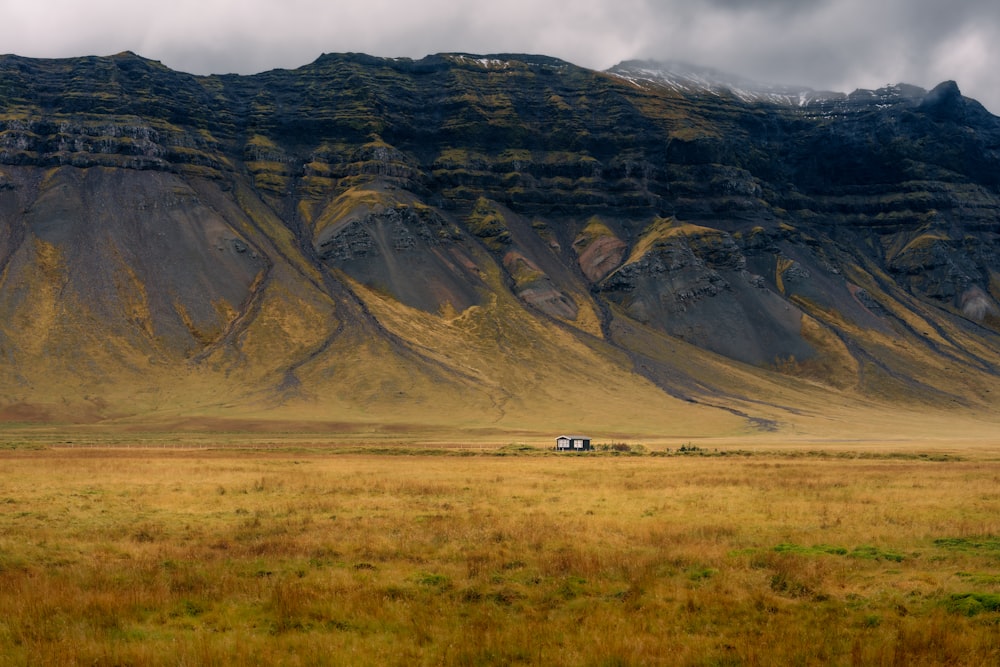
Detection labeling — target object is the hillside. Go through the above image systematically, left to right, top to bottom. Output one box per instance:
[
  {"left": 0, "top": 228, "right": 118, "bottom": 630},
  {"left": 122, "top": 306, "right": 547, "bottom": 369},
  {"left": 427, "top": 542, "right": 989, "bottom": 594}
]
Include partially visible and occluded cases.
[{"left": 1, "top": 51, "right": 1000, "bottom": 440}]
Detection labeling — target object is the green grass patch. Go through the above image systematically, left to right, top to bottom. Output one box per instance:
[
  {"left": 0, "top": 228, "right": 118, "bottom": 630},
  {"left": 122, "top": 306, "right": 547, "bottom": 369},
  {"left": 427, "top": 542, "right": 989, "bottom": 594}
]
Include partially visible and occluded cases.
[
  {"left": 0, "top": 441, "right": 46, "bottom": 450},
  {"left": 934, "top": 536, "right": 1000, "bottom": 551},
  {"left": 772, "top": 543, "right": 904, "bottom": 561},
  {"left": 774, "top": 543, "right": 849, "bottom": 556},
  {"left": 849, "top": 545, "right": 905, "bottom": 562},
  {"left": 416, "top": 572, "right": 451, "bottom": 590},
  {"left": 944, "top": 593, "right": 1000, "bottom": 616}
]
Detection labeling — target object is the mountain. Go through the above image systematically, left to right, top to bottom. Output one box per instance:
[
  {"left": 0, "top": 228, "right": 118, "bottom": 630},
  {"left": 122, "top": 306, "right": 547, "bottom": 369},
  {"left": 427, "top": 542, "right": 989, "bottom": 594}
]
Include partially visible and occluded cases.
[
  {"left": 2, "top": 51, "right": 1000, "bottom": 440},
  {"left": 606, "top": 59, "right": 846, "bottom": 106},
  {"left": 606, "top": 59, "right": 934, "bottom": 113}
]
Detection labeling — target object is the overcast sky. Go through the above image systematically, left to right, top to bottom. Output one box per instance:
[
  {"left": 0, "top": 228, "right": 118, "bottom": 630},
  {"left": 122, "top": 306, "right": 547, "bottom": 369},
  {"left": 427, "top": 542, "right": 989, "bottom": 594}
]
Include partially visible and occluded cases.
[{"left": 3, "top": 0, "right": 999, "bottom": 113}]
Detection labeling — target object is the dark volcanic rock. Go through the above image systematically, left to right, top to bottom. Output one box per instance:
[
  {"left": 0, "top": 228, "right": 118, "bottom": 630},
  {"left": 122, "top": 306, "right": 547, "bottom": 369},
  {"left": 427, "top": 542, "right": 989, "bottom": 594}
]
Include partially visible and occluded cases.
[{"left": 2, "top": 51, "right": 1000, "bottom": 419}]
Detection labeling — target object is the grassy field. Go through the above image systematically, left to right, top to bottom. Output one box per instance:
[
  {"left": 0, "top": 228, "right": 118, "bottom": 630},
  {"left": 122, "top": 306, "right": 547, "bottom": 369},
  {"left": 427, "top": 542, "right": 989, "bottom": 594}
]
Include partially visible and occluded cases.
[{"left": 1, "top": 442, "right": 999, "bottom": 666}]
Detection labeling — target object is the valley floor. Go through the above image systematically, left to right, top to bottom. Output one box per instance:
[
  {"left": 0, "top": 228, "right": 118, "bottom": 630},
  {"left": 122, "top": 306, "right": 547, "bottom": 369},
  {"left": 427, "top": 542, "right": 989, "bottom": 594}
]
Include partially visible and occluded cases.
[{"left": 1, "top": 442, "right": 999, "bottom": 665}]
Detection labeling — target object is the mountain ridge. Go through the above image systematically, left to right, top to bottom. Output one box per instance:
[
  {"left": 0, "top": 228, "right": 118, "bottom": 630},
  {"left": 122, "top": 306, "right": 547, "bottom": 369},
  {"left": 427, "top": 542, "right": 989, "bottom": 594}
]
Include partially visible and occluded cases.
[
  {"left": 1, "top": 51, "right": 1000, "bottom": 439},
  {"left": 606, "top": 59, "right": 847, "bottom": 106}
]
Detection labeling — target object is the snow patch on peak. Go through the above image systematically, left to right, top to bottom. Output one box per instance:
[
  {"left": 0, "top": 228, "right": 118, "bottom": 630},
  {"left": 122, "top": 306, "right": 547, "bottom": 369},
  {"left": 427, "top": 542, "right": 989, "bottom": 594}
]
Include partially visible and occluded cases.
[
  {"left": 444, "top": 53, "right": 571, "bottom": 72},
  {"left": 606, "top": 59, "right": 844, "bottom": 107},
  {"left": 606, "top": 60, "right": 934, "bottom": 116}
]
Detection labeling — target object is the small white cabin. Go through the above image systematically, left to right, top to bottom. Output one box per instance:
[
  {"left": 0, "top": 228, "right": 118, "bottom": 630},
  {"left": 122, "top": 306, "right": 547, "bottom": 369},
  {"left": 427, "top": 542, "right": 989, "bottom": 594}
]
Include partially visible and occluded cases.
[{"left": 555, "top": 435, "right": 592, "bottom": 451}]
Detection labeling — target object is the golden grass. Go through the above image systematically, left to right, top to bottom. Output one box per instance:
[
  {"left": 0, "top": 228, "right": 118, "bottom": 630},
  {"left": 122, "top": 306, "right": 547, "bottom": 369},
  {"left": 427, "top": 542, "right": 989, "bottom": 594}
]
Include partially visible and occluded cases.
[{"left": 0, "top": 445, "right": 998, "bottom": 665}]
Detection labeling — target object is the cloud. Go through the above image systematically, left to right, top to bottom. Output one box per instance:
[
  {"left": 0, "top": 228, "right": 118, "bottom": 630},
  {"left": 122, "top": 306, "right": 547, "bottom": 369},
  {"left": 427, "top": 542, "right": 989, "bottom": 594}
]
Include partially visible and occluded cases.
[
  {"left": 2, "top": 0, "right": 998, "bottom": 112},
  {"left": 630, "top": 0, "right": 1000, "bottom": 110}
]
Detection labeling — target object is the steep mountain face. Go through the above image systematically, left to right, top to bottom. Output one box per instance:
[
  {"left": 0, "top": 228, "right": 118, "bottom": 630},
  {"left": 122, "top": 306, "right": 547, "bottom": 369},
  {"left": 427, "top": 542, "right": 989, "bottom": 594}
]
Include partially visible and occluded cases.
[{"left": 1, "top": 51, "right": 1000, "bottom": 436}]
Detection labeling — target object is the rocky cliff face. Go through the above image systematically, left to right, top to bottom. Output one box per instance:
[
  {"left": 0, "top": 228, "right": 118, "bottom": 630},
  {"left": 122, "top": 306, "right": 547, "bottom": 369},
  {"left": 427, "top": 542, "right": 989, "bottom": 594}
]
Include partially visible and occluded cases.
[{"left": 2, "top": 51, "right": 999, "bottom": 433}]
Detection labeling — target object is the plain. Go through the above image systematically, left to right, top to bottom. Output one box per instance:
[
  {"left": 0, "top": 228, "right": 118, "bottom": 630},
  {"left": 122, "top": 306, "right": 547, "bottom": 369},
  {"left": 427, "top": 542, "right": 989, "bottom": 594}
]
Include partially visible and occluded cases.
[{"left": 0, "top": 441, "right": 999, "bottom": 666}]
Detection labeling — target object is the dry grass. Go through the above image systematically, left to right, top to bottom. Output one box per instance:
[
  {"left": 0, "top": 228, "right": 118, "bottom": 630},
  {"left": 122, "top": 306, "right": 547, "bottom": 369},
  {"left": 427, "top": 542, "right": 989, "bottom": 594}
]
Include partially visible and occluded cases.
[{"left": 0, "top": 445, "right": 998, "bottom": 665}]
